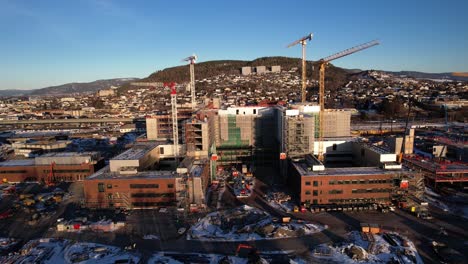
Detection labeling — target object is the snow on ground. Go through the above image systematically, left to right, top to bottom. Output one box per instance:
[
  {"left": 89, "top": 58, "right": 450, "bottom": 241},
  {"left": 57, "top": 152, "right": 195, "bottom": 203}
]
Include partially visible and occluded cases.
[
  {"left": 188, "top": 205, "right": 325, "bottom": 241},
  {"left": 310, "top": 231, "right": 423, "bottom": 264},
  {"left": 143, "top": 234, "right": 160, "bottom": 240},
  {"left": 0, "top": 238, "right": 140, "bottom": 264},
  {"left": 148, "top": 252, "right": 273, "bottom": 264}
]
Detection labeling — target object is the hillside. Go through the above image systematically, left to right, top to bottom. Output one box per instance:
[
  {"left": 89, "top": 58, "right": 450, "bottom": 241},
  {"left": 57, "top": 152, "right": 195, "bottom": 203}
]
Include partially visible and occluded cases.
[
  {"left": 124, "top": 57, "right": 350, "bottom": 92},
  {"left": 30, "top": 78, "right": 138, "bottom": 96}
]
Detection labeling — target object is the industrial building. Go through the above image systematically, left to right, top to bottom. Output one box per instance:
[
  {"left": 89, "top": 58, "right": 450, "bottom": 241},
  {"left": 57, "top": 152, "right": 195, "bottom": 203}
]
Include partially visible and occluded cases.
[
  {"left": 213, "top": 106, "right": 279, "bottom": 167},
  {"left": 146, "top": 109, "right": 193, "bottom": 141},
  {"left": 83, "top": 141, "right": 209, "bottom": 209},
  {"left": 288, "top": 142, "right": 408, "bottom": 205},
  {"left": 0, "top": 152, "right": 102, "bottom": 183}
]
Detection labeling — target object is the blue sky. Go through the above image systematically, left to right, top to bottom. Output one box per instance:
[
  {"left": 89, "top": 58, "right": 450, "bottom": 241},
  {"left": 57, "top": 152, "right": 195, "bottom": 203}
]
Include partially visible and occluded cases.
[{"left": 0, "top": 0, "right": 467, "bottom": 90}]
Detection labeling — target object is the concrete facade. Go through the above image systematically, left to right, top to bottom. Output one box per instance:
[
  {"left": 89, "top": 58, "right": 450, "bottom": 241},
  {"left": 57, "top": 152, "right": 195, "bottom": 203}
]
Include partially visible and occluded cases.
[{"left": 241, "top": 67, "right": 252, "bottom": 75}]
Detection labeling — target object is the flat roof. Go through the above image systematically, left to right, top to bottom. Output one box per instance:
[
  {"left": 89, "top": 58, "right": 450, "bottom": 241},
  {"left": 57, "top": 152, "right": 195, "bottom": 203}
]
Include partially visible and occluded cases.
[
  {"left": 112, "top": 142, "right": 158, "bottom": 160},
  {"left": 38, "top": 152, "right": 99, "bottom": 158},
  {"left": 0, "top": 159, "right": 35, "bottom": 167},
  {"left": 293, "top": 161, "right": 398, "bottom": 177},
  {"left": 86, "top": 166, "right": 180, "bottom": 180}
]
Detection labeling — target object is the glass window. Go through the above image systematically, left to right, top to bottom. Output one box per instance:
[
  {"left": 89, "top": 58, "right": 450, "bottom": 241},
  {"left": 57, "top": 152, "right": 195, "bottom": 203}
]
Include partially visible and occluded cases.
[
  {"left": 305, "top": 181, "right": 311, "bottom": 186},
  {"left": 313, "top": 181, "right": 318, "bottom": 187},
  {"left": 98, "top": 183, "right": 105, "bottom": 192},
  {"left": 107, "top": 184, "right": 112, "bottom": 189},
  {"left": 167, "top": 184, "right": 174, "bottom": 188},
  {"left": 305, "top": 190, "right": 311, "bottom": 195},
  {"left": 313, "top": 190, "right": 318, "bottom": 196}
]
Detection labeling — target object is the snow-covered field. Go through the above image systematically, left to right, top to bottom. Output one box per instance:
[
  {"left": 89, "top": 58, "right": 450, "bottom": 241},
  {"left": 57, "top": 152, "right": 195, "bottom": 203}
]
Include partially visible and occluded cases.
[
  {"left": 425, "top": 187, "right": 468, "bottom": 218},
  {"left": 188, "top": 205, "right": 325, "bottom": 241},
  {"left": 310, "top": 231, "right": 423, "bottom": 264},
  {"left": 0, "top": 238, "right": 140, "bottom": 264}
]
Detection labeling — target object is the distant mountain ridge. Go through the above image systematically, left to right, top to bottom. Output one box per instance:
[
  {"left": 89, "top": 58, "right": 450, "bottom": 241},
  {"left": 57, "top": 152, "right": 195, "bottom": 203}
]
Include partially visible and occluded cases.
[
  {"left": 1, "top": 58, "right": 466, "bottom": 97},
  {"left": 385, "top": 71, "right": 468, "bottom": 81},
  {"left": 0, "top": 78, "right": 137, "bottom": 97}
]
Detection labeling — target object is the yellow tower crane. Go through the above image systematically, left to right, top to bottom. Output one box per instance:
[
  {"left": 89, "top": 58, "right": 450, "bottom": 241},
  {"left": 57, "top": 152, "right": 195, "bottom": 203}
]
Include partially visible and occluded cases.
[
  {"left": 287, "top": 33, "right": 313, "bottom": 103},
  {"left": 317, "top": 40, "right": 380, "bottom": 161}
]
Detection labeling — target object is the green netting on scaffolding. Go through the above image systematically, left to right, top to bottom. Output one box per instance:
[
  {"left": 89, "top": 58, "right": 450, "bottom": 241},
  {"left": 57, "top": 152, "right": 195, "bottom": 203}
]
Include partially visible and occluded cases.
[{"left": 220, "top": 114, "right": 250, "bottom": 147}]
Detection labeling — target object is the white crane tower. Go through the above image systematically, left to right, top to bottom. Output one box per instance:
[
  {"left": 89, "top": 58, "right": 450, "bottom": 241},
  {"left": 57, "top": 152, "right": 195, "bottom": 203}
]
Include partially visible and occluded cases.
[{"left": 182, "top": 54, "right": 198, "bottom": 109}]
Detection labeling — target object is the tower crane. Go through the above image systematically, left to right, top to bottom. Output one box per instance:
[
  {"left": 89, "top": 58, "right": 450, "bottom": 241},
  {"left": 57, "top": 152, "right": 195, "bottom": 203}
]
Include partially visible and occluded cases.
[
  {"left": 287, "top": 33, "right": 313, "bottom": 103},
  {"left": 317, "top": 40, "right": 380, "bottom": 161},
  {"left": 182, "top": 54, "right": 198, "bottom": 109},
  {"left": 165, "top": 82, "right": 179, "bottom": 163}
]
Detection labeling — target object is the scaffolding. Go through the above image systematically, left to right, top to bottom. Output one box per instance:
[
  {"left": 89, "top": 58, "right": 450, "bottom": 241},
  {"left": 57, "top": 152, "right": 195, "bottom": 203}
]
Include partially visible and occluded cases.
[{"left": 285, "top": 115, "right": 314, "bottom": 157}]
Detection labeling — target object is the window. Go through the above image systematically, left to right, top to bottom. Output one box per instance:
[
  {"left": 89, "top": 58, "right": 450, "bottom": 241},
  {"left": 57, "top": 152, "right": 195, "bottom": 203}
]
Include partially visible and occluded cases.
[
  {"left": 253, "top": 109, "right": 257, "bottom": 114},
  {"left": 236, "top": 110, "right": 239, "bottom": 115},
  {"left": 332, "top": 144, "right": 337, "bottom": 151},
  {"left": 160, "top": 147, "right": 164, "bottom": 154},
  {"left": 329, "top": 180, "right": 336, "bottom": 185},
  {"left": 344, "top": 180, "right": 350, "bottom": 184},
  {"left": 351, "top": 180, "right": 358, "bottom": 184},
  {"left": 305, "top": 181, "right": 311, "bottom": 186},
  {"left": 313, "top": 181, "right": 318, "bottom": 187},
  {"left": 337, "top": 181, "right": 343, "bottom": 185},
  {"left": 98, "top": 183, "right": 105, "bottom": 192},
  {"left": 107, "top": 184, "right": 112, "bottom": 189},
  {"left": 130, "top": 184, "right": 159, "bottom": 189},
  {"left": 167, "top": 184, "right": 174, "bottom": 188},
  {"left": 328, "top": 189, "right": 343, "bottom": 194},
  {"left": 352, "top": 189, "right": 358, "bottom": 193},
  {"left": 305, "top": 190, "right": 311, "bottom": 195},
  {"left": 313, "top": 190, "right": 318, "bottom": 196},
  {"left": 108, "top": 193, "right": 113, "bottom": 199},
  {"left": 131, "top": 193, "right": 175, "bottom": 198},
  {"left": 312, "top": 199, "right": 318, "bottom": 204}
]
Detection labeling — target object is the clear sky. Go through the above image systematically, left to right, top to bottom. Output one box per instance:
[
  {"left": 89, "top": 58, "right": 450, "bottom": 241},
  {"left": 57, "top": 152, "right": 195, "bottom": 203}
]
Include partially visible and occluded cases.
[{"left": 0, "top": 0, "right": 467, "bottom": 90}]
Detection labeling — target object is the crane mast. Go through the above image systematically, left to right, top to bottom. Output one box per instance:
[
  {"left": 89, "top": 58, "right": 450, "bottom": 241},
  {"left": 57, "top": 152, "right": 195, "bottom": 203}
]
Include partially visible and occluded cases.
[
  {"left": 287, "top": 33, "right": 313, "bottom": 103},
  {"left": 317, "top": 40, "right": 380, "bottom": 161},
  {"left": 183, "top": 54, "right": 198, "bottom": 109},
  {"left": 168, "top": 82, "right": 179, "bottom": 163}
]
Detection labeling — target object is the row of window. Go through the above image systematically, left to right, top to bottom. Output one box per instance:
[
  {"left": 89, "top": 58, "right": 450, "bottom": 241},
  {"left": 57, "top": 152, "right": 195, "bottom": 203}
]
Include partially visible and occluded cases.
[
  {"left": 43, "top": 169, "right": 90, "bottom": 173},
  {"left": 0, "top": 170, "right": 28, "bottom": 174},
  {"left": 329, "top": 179, "right": 392, "bottom": 185},
  {"left": 305, "top": 181, "right": 320, "bottom": 187},
  {"left": 98, "top": 183, "right": 175, "bottom": 192},
  {"left": 351, "top": 188, "right": 393, "bottom": 194},
  {"left": 131, "top": 193, "right": 175, "bottom": 198},
  {"left": 329, "top": 197, "right": 389, "bottom": 204},
  {"left": 131, "top": 202, "right": 173, "bottom": 207}
]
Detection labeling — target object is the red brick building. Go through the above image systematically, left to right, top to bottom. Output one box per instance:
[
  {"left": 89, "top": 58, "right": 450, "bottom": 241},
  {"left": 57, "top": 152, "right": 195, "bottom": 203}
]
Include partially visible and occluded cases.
[
  {"left": 0, "top": 152, "right": 102, "bottom": 183},
  {"left": 289, "top": 158, "right": 397, "bottom": 205},
  {"left": 83, "top": 171, "right": 178, "bottom": 209}
]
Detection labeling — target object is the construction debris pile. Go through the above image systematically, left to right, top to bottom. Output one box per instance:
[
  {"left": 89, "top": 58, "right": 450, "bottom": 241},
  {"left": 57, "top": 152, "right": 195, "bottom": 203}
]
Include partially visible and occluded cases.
[
  {"left": 265, "top": 191, "right": 294, "bottom": 212},
  {"left": 188, "top": 205, "right": 324, "bottom": 241},
  {"left": 57, "top": 218, "right": 125, "bottom": 232},
  {"left": 311, "top": 231, "right": 423, "bottom": 264},
  {"left": 0, "top": 238, "right": 140, "bottom": 263},
  {"left": 0, "top": 238, "right": 19, "bottom": 254}
]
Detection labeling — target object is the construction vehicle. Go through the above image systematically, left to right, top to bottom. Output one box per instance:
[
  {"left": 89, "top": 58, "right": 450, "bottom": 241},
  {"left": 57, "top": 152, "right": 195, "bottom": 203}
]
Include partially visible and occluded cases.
[
  {"left": 287, "top": 33, "right": 313, "bottom": 103},
  {"left": 316, "top": 40, "right": 380, "bottom": 161},
  {"left": 182, "top": 54, "right": 198, "bottom": 109},
  {"left": 23, "top": 198, "right": 36, "bottom": 206},
  {"left": 0, "top": 209, "right": 13, "bottom": 220},
  {"left": 236, "top": 244, "right": 259, "bottom": 260}
]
